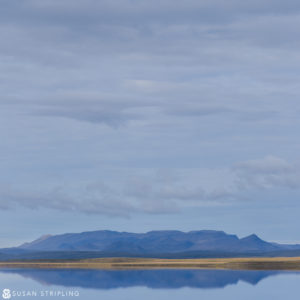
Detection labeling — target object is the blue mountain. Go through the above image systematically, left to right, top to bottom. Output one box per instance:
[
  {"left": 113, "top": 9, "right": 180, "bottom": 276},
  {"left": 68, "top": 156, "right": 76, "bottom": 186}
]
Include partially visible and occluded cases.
[{"left": 17, "top": 230, "right": 300, "bottom": 254}]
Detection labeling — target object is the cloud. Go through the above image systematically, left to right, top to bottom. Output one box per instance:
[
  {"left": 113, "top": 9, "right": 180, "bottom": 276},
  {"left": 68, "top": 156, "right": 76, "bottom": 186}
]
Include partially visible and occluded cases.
[
  {"left": 1, "top": 0, "right": 300, "bottom": 128},
  {"left": 1, "top": 1, "right": 300, "bottom": 222},
  {"left": 34, "top": 104, "right": 138, "bottom": 128},
  {"left": 0, "top": 156, "right": 300, "bottom": 216},
  {"left": 234, "top": 156, "right": 300, "bottom": 189},
  {"left": 235, "top": 156, "right": 293, "bottom": 174},
  {"left": 0, "top": 168, "right": 230, "bottom": 216},
  {"left": 0, "top": 183, "right": 136, "bottom": 217}
]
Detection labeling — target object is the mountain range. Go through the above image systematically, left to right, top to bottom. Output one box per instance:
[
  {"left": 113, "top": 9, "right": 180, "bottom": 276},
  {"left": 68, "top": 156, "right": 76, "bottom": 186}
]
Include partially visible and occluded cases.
[{"left": 1, "top": 230, "right": 300, "bottom": 260}]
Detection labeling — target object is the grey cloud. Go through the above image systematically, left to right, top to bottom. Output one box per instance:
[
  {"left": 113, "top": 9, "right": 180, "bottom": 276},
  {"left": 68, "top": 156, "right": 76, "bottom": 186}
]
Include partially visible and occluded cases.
[
  {"left": 1, "top": 0, "right": 300, "bottom": 128},
  {"left": 1, "top": 1, "right": 300, "bottom": 219},
  {"left": 3, "top": 1, "right": 300, "bottom": 27},
  {"left": 165, "top": 103, "right": 234, "bottom": 117},
  {"left": 35, "top": 107, "right": 137, "bottom": 127},
  {"left": 1, "top": 156, "right": 299, "bottom": 216},
  {"left": 234, "top": 156, "right": 300, "bottom": 190},
  {"left": 235, "top": 156, "right": 293, "bottom": 173},
  {"left": 0, "top": 168, "right": 230, "bottom": 216},
  {"left": 0, "top": 168, "right": 238, "bottom": 217},
  {"left": 0, "top": 183, "right": 180, "bottom": 217},
  {"left": 0, "top": 184, "right": 136, "bottom": 217}
]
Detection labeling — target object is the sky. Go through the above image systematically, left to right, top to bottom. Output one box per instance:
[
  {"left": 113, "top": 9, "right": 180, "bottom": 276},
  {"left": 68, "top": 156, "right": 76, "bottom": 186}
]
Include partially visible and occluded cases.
[{"left": 1, "top": 0, "right": 300, "bottom": 247}]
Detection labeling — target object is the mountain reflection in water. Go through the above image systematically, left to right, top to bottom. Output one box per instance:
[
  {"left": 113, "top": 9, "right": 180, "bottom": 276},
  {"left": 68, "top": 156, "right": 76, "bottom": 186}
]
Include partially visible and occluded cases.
[{"left": 0, "top": 269, "right": 296, "bottom": 290}]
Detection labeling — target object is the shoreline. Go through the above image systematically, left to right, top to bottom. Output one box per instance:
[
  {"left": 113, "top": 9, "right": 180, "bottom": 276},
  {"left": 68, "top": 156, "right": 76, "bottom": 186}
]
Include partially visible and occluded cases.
[{"left": 1, "top": 257, "right": 300, "bottom": 270}]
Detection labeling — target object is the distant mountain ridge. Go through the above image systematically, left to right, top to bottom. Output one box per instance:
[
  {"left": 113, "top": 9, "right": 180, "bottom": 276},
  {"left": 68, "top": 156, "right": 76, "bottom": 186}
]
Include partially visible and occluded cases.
[{"left": 16, "top": 230, "right": 300, "bottom": 255}]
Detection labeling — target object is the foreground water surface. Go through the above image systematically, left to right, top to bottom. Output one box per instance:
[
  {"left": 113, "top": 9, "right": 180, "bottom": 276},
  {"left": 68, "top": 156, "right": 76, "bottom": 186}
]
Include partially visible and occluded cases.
[{"left": 0, "top": 268, "right": 299, "bottom": 299}]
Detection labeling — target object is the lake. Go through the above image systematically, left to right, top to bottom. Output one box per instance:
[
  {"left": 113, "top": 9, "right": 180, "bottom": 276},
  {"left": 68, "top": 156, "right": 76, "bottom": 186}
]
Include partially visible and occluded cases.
[{"left": 0, "top": 269, "right": 299, "bottom": 299}]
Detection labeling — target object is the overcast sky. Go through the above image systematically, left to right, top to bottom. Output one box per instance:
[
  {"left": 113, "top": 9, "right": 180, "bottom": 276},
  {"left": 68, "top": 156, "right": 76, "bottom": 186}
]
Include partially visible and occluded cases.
[{"left": 1, "top": 0, "right": 300, "bottom": 247}]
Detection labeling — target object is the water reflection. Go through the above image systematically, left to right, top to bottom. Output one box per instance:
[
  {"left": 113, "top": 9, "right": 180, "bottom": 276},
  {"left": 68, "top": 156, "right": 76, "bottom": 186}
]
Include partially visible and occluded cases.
[{"left": 0, "top": 269, "right": 295, "bottom": 290}]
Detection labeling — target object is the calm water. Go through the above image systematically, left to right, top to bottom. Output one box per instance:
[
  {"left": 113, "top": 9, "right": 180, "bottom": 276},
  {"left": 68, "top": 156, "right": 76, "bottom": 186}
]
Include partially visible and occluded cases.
[{"left": 0, "top": 268, "right": 299, "bottom": 299}]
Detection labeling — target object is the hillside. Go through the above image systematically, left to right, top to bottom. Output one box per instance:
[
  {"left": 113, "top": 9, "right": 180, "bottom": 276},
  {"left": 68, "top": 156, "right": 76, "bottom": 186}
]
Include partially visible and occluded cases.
[{"left": 17, "top": 230, "right": 300, "bottom": 254}]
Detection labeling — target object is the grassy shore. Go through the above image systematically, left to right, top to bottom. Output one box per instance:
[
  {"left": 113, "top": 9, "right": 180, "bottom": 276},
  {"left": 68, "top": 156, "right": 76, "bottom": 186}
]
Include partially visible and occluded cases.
[{"left": 1, "top": 257, "right": 300, "bottom": 270}]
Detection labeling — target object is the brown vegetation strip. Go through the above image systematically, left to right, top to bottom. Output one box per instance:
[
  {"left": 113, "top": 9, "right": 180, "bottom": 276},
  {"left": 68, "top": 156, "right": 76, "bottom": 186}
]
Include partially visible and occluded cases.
[{"left": 1, "top": 257, "right": 300, "bottom": 270}]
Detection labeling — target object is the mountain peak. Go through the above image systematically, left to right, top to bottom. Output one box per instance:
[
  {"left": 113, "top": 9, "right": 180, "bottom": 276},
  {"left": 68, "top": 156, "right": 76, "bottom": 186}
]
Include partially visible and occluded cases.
[{"left": 242, "top": 234, "right": 262, "bottom": 242}]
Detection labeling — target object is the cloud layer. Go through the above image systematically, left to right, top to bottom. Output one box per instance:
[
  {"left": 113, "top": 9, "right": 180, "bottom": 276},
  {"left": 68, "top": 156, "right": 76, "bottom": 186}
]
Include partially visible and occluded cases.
[
  {"left": 1, "top": 0, "right": 300, "bottom": 127},
  {"left": 0, "top": 1, "right": 300, "bottom": 219},
  {"left": 0, "top": 156, "right": 299, "bottom": 216}
]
